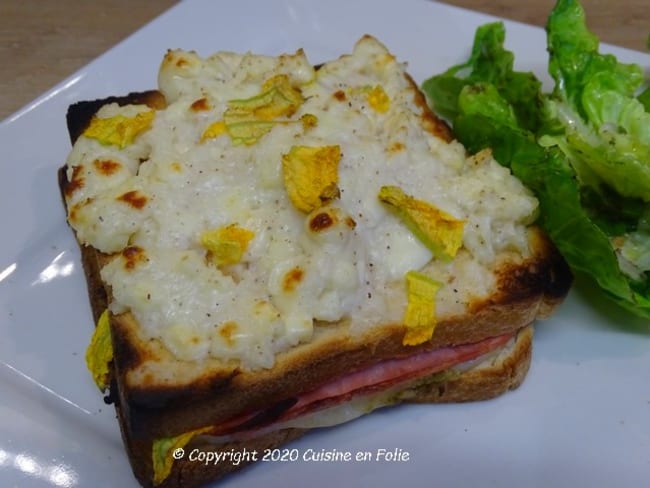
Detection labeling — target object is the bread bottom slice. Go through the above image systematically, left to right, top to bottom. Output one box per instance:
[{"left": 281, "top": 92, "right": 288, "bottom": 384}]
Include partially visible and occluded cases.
[{"left": 126, "top": 325, "right": 532, "bottom": 488}]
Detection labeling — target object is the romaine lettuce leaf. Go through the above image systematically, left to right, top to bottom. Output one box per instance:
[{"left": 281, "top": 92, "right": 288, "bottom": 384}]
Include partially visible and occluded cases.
[
  {"left": 421, "top": 0, "right": 650, "bottom": 318},
  {"left": 546, "top": 0, "right": 650, "bottom": 202},
  {"left": 421, "top": 22, "right": 544, "bottom": 133}
]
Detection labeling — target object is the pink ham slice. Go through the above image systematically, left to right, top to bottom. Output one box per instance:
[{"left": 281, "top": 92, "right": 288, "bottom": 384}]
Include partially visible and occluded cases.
[
  {"left": 211, "top": 332, "right": 513, "bottom": 436},
  {"left": 292, "top": 332, "right": 512, "bottom": 413}
]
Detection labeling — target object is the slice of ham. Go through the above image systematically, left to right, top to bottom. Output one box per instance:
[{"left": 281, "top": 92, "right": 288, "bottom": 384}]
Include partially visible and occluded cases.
[
  {"left": 210, "top": 332, "right": 513, "bottom": 436},
  {"left": 291, "top": 332, "right": 512, "bottom": 414}
]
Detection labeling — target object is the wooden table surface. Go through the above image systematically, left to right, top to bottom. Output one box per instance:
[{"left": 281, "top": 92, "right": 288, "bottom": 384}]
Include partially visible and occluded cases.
[{"left": 0, "top": 0, "right": 647, "bottom": 121}]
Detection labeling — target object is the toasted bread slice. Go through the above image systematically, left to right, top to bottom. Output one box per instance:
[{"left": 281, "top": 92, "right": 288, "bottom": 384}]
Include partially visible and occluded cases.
[
  {"left": 59, "top": 36, "right": 571, "bottom": 487},
  {"left": 98, "top": 230, "right": 563, "bottom": 440},
  {"left": 126, "top": 325, "right": 534, "bottom": 488}
]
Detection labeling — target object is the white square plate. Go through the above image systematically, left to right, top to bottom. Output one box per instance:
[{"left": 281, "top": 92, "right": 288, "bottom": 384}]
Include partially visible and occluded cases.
[{"left": 1, "top": 1, "right": 649, "bottom": 487}]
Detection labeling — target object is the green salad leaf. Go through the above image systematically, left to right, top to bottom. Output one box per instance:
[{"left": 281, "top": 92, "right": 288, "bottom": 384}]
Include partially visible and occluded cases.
[
  {"left": 421, "top": 0, "right": 650, "bottom": 318},
  {"left": 545, "top": 0, "right": 650, "bottom": 201}
]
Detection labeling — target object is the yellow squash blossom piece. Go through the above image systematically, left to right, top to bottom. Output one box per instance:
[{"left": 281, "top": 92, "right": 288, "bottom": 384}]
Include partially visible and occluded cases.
[
  {"left": 224, "top": 74, "right": 305, "bottom": 145},
  {"left": 257, "top": 74, "right": 304, "bottom": 118},
  {"left": 367, "top": 85, "right": 390, "bottom": 113},
  {"left": 83, "top": 110, "right": 154, "bottom": 149},
  {"left": 300, "top": 113, "right": 318, "bottom": 130},
  {"left": 200, "top": 120, "right": 227, "bottom": 142},
  {"left": 225, "top": 120, "right": 277, "bottom": 146},
  {"left": 282, "top": 145, "right": 341, "bottom": 213},
  {"left": 378, "top": 185, "right": 465, "bottom": 260},
  {"left": 201, "top": 224, "right": 255, "bottom": 266},
  {"left": 403, "top": 270, "right": 442, "bottom": 346},
  {"left": 85, "top": 309, "right": 113, "bottom": 391},
  {"left": 152, "top": 426, "right": 213, "bottom": 486}
]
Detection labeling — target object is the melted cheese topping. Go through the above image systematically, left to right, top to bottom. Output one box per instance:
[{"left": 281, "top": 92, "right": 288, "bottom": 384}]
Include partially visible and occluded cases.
[{"left": 64, "top": 36, "right": 537, "bottom": 368}]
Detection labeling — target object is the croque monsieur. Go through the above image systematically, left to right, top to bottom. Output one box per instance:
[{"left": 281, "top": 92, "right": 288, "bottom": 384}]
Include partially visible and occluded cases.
[{"left": 59, "top": 35, "right": 571, "bottom": 487}]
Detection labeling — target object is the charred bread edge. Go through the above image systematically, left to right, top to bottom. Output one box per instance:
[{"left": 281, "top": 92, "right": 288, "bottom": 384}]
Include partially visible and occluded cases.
[{"left": 59, "top": 88, "right": 571, "bottom": 436}]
